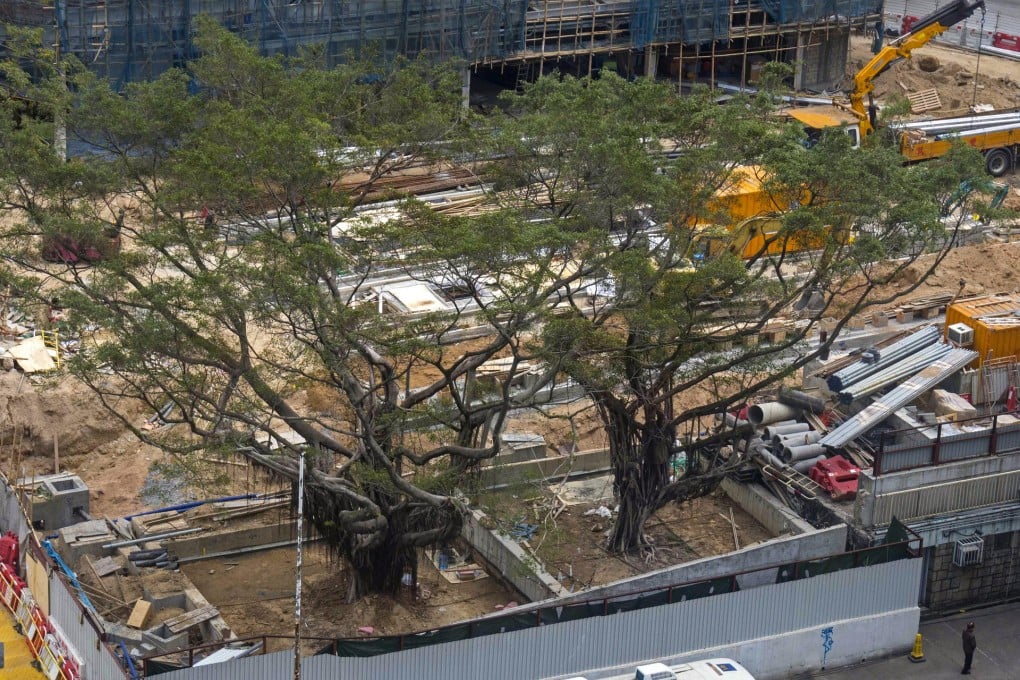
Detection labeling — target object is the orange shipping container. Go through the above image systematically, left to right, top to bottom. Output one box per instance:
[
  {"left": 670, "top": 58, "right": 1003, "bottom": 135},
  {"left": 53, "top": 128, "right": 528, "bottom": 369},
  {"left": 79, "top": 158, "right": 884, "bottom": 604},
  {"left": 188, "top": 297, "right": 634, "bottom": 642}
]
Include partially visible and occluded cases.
[{"left": 945, "top": 293, "right": 1020, "bottom": 367}]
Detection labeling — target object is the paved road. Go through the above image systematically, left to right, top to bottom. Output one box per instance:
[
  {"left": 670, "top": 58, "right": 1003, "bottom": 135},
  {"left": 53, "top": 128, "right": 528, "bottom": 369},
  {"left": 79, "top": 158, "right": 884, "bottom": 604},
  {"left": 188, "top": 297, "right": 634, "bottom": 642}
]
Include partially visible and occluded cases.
[{"left": 810, "top": 602, "right": 1020, "bottom": 680}]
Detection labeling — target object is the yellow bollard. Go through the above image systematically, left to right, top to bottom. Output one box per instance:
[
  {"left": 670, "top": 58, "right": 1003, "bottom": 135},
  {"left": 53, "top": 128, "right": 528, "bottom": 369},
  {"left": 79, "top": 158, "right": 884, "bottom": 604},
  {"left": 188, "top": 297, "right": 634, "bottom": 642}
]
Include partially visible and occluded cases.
[{"left": 909, "top": 633, "right": 926, "bottom": 663}]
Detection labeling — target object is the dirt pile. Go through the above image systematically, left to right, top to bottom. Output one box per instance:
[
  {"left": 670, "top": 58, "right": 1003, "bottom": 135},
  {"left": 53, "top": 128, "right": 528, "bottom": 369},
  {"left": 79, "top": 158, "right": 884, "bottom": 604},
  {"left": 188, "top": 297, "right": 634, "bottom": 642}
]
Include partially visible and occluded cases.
[
  {"left": 848, "top": 36, "right": 1020, "bottom": 114},
  {"left": 0, "top": 371, "right": 130, "bottom": 458}
]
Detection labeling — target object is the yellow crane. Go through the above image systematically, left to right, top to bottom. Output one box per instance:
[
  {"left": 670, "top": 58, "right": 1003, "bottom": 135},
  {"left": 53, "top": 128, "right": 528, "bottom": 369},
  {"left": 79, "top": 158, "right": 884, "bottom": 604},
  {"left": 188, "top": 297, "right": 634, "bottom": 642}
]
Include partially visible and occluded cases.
[{"left": 849, "top": 0, "right": 985, "bottom": 137}]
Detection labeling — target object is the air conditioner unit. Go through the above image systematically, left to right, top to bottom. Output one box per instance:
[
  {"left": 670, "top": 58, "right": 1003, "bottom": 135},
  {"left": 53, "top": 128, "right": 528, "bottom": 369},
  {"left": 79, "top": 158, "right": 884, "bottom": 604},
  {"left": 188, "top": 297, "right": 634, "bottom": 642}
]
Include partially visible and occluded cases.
[
  {"left": 947, "top": 323, "right": 974, "bottom": 347},
  {"left": 953, "top": 535, "right": 984, "bottom": 567}
]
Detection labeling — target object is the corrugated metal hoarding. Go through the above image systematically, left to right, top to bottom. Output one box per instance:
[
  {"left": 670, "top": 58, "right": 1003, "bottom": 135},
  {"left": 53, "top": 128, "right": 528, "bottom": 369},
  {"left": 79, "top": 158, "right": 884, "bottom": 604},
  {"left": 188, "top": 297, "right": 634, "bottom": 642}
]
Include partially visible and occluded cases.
[
  {"left": 872, "top": 469, "right": 1020, "bottom": 524},
  {"left": 0, "top": 473, "right": 129, "bottom": 679},
  {"left": 156, "top": 559, "right": 921, "bottom": 680},
  {"left": 48, "top": 574, "right": 130, "bottom": 679}
]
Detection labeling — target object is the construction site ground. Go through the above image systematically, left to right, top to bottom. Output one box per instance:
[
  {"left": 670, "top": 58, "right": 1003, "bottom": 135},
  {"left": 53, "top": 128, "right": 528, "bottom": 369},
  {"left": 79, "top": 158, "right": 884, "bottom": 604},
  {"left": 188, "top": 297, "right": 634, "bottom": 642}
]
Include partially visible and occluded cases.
[
  {"left": 1, "top": 36, "right": 1020, "bottom": 652},
  {"left": 480, "top": 483, "right": 775, "bottom": 591}
]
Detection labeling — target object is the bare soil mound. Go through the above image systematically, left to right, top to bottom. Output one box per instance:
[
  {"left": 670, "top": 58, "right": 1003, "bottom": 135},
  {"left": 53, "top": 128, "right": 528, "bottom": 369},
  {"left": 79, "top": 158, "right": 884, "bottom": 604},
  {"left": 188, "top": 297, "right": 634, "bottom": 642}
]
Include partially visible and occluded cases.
[{"left": 0, "top": 371, "right": 131, "bottom": 457}]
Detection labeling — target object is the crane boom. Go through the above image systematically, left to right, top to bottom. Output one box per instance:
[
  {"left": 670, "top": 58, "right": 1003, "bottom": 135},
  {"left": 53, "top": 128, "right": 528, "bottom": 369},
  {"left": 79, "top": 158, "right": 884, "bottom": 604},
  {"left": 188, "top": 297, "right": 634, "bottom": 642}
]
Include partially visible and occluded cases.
[{"left": 850, "top": 0, "right": 985, "bottom": 137}]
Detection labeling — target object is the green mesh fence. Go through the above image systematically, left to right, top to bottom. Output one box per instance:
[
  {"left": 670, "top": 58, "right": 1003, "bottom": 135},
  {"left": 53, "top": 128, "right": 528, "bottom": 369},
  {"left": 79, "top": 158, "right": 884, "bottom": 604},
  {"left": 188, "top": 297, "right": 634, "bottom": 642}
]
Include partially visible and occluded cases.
[{"left": 317, "top": 575, "right": 737, "bottom": 657}]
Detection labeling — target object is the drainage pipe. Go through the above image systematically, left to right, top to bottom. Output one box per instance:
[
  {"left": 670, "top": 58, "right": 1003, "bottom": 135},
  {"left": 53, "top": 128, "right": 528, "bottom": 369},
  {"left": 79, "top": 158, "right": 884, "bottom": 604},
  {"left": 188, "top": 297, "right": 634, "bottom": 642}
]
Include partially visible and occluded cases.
[
  {"left": 778, "top": 388, "right": 825, "bottom": 414},
  {"left": 748, "top": 402, "right": 801, "bottom": 426},
  {"left": 723, "top": 414, "right": 750, "bottom": 428},
  {"left": 765, "top": 422, "right": 810, "bottom": 440},
  {"left": 776, "top": 430, "right": 822, "bottom": 449},
  {"left": 785, "top": 443, "right": 827, "bottom": 463},
  {"left": 759, "top": 450, "right": 787, "bottom": 469},
  {"left": 793, "top": 455, "right": 826, "bottom": 474},
  {"left": 121, "top": 493, "right": 269, "bottom": 521},
  {"left": 102, "top": 528, "right": 204, "bottom": 549}
]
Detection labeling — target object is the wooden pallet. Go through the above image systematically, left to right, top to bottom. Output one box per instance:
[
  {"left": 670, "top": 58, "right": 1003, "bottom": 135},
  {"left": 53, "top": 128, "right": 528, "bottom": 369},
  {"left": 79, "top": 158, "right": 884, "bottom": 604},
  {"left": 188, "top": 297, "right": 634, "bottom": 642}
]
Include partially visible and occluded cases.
[
  {"left": 908, "top": 88, "right": 942, "bottom": 114},
  {"left": 165, "top": 605, "right": 219, "bottom": 635}
]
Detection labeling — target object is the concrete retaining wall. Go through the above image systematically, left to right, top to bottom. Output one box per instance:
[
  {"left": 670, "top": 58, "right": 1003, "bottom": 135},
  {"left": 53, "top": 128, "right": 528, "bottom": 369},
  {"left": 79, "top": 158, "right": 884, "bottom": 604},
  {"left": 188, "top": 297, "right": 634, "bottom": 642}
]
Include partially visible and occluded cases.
[
  {"left": 478, "top": 448, "right": 610, "bottom": 489},
  {"left": 720, "top": 477, "right": 816, "bottom": 536},
  {"left": 461, "top": 508, "right": 567, "bottom": 602},
  {"left": 166, "top": 520, "right": 311, "bottom": 559},
  {"left": 517, "top": 523, "right": 847, "bottom": 608},
  {"left": 925, "top": 530, "right": 1020, "bottom": 612}
]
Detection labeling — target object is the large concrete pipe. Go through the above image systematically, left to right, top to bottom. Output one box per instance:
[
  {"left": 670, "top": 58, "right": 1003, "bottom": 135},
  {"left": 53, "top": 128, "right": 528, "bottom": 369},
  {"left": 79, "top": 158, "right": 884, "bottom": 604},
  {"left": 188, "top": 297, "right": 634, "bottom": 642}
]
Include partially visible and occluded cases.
[
  {"left": 778, "top": 387, "right": 826, "bottom": 414},
  {"left": 748, "top": 402, "right": 800, "bottom": 426},
  {"left": 723, "top": 413, "right": 750, "bottom": 428},
  {"left": 762, "top": 420, "right": 798, "bottom": 437},
  {"left": 765, "top": 422, "right": 810, "bottom": 441},
  {"left": 776, "top": 430, "right": 822, "bottom": 449},
  {"left": 738, "top": 438, "right": 767, "bottom": 454},
  {"left": 785, "top": 443, "right": 827, "bottom": 463},
  {"left": 758, "top": 450, "right": 786, "bottom": 469},
  {"left": 793, "top": 455, "right": 826, "bottom": 474}
]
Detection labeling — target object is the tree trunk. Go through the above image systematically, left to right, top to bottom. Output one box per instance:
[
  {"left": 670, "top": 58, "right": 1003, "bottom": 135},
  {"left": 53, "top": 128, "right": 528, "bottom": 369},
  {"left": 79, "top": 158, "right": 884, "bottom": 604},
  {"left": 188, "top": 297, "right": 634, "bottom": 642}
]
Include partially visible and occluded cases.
[
  {"left": 601, "top": 398, "right": 674, "bottom": 555},
  {"left": 345, "top": 536, "right": 415, "bottom": 602}
]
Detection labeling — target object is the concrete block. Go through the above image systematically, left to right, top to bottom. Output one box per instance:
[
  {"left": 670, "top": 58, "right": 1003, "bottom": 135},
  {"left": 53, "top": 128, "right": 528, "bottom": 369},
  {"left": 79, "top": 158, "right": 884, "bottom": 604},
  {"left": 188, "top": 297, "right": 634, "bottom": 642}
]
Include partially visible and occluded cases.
[
  {"left": 871, "top": 311, "right": 888, "bottom": 328},
  {"left": 496, "top": 432, "right": 547, "bottom": 464},
  {"left": 17, "top": 474, "right": 90, "bottom": 531},
  {"left": 56, "top": 519, "right": 115, "bottom": 565},
  {"left": 142, "top": 623, "right": 189, "bottom": 654}
]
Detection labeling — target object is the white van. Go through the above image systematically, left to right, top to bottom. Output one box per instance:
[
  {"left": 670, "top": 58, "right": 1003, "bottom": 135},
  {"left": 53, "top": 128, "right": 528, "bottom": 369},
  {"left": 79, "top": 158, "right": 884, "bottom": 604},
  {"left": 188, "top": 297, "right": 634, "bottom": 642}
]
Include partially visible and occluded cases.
[
  {"left": 565, "top": 657, "right": 757, "bottom": 680},
  {"left": 636, "top": 659, "right": 757, "bottom": 680}
]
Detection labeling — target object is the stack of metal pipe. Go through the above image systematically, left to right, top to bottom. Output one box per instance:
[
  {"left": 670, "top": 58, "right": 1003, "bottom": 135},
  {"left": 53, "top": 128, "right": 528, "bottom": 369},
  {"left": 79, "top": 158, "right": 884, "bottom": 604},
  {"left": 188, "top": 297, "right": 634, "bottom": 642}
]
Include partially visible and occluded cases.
[{"left": 826, "top": 326, "right": 941, "bottom": 393}]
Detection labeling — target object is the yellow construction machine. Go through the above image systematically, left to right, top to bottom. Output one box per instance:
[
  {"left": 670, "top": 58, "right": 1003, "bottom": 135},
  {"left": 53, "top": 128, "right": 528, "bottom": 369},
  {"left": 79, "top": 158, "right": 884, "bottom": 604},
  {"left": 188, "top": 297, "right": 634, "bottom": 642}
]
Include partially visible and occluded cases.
[
  {"left": 847, "top": 0, "right": 985, "bottom": 138},
  {"left": 782, "top": 1, "right": 1020, "bottom": 176}
]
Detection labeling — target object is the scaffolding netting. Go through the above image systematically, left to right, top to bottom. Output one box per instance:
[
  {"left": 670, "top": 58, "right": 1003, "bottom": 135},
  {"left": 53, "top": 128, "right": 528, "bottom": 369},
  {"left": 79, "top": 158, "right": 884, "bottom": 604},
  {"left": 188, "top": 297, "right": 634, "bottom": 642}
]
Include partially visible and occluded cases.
[
  {"left": 2, "top": 0, "right": 881, "bottom": 87},
  {"left": 756, "top": 0, "right": 882, "bottom": 24}
]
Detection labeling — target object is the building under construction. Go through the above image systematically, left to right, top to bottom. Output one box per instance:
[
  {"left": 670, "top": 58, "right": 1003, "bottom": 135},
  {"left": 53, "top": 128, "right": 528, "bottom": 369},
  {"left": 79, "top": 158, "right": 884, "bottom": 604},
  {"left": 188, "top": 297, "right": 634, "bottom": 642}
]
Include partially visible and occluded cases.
[{"left": 1, "top": 0, "right": 881, "bottom": 96}]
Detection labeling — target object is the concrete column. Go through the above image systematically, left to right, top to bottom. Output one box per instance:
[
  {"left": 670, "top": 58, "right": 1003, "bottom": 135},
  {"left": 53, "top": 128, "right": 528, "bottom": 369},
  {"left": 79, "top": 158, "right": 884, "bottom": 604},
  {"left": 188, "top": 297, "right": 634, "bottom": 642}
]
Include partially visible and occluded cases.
[
  {"left": 793, "top": 33, "right": 806, "bottom": 91},
  {"left": 645, "top": 45, "right": 658, "bottom": 78},
  {"left": 461, "top": 66, "right": 471, "bottom": 111}
]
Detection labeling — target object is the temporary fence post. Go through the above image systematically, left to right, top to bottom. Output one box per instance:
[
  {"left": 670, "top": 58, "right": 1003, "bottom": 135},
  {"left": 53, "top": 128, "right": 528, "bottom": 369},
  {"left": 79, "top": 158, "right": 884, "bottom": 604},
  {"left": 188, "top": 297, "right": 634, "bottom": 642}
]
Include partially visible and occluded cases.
[
  {"left": 990, "top": 414, "right": 998, "bottom": 455},
  {"left": 933, "top": 423, "right": 942, "bottom": 465},
  {"left": 876, "top": 434, "right": 885, "bottom": 476}
]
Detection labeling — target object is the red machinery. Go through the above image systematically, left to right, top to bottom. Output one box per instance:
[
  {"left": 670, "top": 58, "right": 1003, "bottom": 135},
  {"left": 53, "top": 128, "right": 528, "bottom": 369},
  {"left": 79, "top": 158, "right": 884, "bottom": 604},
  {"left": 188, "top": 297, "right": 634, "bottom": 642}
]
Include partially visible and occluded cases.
[
  {"left": 810, "top": 455, "right": 860, "bottom": 500},
  {"left": 0, "top": 530, "right": 18, "bottom": 567}
]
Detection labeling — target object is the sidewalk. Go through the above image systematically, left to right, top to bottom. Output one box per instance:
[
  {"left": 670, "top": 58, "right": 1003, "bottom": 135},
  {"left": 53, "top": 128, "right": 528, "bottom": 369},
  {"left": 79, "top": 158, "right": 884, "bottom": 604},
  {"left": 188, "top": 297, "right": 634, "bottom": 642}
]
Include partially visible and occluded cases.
[
  {"left": 811, "top": 602, "right": 1020, "bottom": 680},
  {"left": 0, "top": 604, "right": 46, "bottom": 680}
]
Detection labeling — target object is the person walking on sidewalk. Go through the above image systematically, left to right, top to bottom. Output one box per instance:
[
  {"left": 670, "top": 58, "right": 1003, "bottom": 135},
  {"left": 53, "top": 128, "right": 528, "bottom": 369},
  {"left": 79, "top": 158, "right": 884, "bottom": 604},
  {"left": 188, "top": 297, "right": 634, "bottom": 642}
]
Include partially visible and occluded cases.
[{"left": 962, "top": 621, "right": 977, "bottom": 674}]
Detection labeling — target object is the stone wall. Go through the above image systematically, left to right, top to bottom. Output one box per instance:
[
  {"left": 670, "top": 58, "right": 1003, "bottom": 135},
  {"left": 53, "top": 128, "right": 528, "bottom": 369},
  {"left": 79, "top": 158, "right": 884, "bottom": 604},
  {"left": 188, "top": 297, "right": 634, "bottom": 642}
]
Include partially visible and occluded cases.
[{"left": 925, "top": 530, "right": 1020, "bottom": 612}]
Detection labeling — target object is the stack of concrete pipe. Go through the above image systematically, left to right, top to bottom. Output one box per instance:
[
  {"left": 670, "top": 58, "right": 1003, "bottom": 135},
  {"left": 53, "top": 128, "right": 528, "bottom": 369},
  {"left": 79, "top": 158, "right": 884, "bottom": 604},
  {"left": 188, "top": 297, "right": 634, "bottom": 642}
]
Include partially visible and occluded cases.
[
  {"left": 748, "top": 402, "right": 801, "bottom": 426},
  {"left": 737, "top": 408, "right": 830, "bottom": 474}
]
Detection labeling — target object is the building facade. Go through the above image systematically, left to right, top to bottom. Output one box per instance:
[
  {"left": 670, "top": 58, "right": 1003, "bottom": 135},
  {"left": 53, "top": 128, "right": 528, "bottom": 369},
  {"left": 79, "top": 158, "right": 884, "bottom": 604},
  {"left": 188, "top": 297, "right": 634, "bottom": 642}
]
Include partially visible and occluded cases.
[{"left": 1, "top": 0, "right": 881, "bottom": 92}]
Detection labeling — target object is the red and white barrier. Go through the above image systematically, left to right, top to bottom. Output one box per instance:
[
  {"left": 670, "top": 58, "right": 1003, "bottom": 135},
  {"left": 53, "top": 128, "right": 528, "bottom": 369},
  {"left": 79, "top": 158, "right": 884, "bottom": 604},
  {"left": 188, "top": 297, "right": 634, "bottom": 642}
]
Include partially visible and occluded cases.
[
  {"left": 992, "top": 31, "right": 1020, "bottom": 52},
  {"left": 0, "top": 532, "right": 82, "bottom": 680}
]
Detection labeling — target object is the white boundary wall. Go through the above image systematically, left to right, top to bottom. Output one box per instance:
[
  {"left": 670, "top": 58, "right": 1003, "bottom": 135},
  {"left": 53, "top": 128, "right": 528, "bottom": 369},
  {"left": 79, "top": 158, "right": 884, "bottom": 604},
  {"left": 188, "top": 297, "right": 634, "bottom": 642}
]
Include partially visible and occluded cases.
[{"left": 157, "top": 557, "right": 924, "bottom": 680}]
